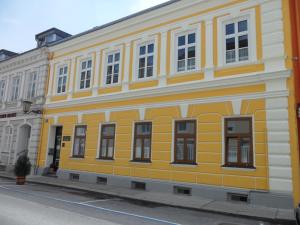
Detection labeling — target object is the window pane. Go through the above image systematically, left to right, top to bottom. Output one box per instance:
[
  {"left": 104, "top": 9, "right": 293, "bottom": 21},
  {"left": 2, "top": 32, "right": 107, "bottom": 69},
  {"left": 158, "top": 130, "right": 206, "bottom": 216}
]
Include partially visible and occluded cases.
[
  {"left": 238, "top": 20, "right": 248, "bottom": 32},
  {"left": 226, "top": 23, "right": 235, "bottom": 35},
  {"left": 188, "top": 33, "right": 196, "bottom": 44},
  {"left": 178, "top": 35, "right": 185, "bottom": 46},
  {"left": 238, "top": 35, "right": 248, "bottom": 48},
  {"left": 238, "top": 35, "right": 249, "bottom": 61},
  {"left": 226, "top": 38, "right": 235, "bottom": 50},
  {"left": 148, "top": 44, "right": 154, "bottom": 53},
  {"left": 140, "top": 46, "right": 146, "bottom": 55},
  {"left": 188, "top": 46, "right": 195, "bottom": 59},
  {"left": 178, "top": 49, "right": 185, "bottom": 60},
  {"left": 115, "top": 53, "right": 120, "bottom": 62},
  {"left": 108, "top": 55, "right": 113, "bottom": 63},
  {"left": 147, "top": 56, "right": 153, "bottom": 66},
  {"left": 139, "top": 58, "right": 146, "bottom": 68},
  {"left": 187, "top": 58, "right": 196, "bottom": 70},
  {"left": 87, "top": 60, "right": 92, "bottom": 68},
  {"left": 177, "top": 60, "right": 185, "bottom": 72},
  {"left": 82, "top": 61, "right": 86, "bottom": 70},
  {"left": 114, "top": 64, "right": 119, "bottom": 74},
  {"left": 64, "top": 66, "right": 68, "bottom": 74},
  {"left": 107, "top": 66, "right": 113, "bottom": 75},
  {"left": 147, "top": 67, "right": 153, "bottom": 77},
  {"left": 59, "top": 68, "right": 63, "bottom": 75},
  {"left": 139, "top": 68, "right": 145, "bottom": 78},
  {"left": 86, "top": 70, "right": 91, "bottom": 79},
  {"left": 81, "top": 72, "right": 85, "bottom": 80},
  {"left": 113, "top": 74, "right": 118, "bottom": 83},
  {"left": 106, "top": 75, "right": 112, "bottom": 85},
  {"left": 85, "top": 80, "right": 90, "bottom": 88},
  {"left": 80, "top": 81, "right": 85, "bottom": 89},
  {"left": 227, "top": 119, "right": 250, "bottom": 134},
  {"left": 177, "top": 121, "right": 195, "bottom": 134},
  {"left": 136, "top": 123, "right": 151, "bottom": 135},
  {"left": 102, "top": 125, "right": 115, "bottom": 136},
  {"left": 76, "top": 127, "right": 86, "bottom": 136},
  {"left": 241, "top": 137, "right": 251, "bottom": 163},
  {"left": 79, "top": 138, "right": 85, "bottom": 156},
  {"left": 135, "top": 138, "right": 142, "bottom": 158},
  {"left": 144, "top": 138, "right": 151, "bottom": 159},
  {"left": 176, "top": 138, "right": 184, "bottom": 160},
  {"left": 186, "top": 138, "right": 195, "bottom": 161},
  {"left": 227, "top": 138, "right": 238, "bottom": 163},
  {"left": 74, "top": 139, "right": 80, "bottom": 155},
  {"left": 101, "top": 139, "right": 107, "bottom": 157},
  {"left": 107, "top": 139, "right": 114, "bottom": 158}
]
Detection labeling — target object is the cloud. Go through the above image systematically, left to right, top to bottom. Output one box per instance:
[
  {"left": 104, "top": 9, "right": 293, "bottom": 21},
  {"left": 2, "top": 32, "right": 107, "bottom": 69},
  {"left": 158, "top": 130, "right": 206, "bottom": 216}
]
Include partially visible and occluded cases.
[{"left": 129, "top": 0, "right": 170, "bottom": 13}]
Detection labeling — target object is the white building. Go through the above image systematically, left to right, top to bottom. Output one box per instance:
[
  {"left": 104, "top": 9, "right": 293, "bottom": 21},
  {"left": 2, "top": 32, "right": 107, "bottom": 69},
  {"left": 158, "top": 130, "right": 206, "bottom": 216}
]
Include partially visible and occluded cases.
[{"left": 0, "top": 28, "right": 70, "bottom": 172}]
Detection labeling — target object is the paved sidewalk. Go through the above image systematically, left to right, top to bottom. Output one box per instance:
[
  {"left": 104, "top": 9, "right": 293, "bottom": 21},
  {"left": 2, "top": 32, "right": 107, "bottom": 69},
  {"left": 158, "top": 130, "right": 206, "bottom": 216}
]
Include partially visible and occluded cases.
[{"left": 0, "top": 172, "right": 296, "bottom": 224}]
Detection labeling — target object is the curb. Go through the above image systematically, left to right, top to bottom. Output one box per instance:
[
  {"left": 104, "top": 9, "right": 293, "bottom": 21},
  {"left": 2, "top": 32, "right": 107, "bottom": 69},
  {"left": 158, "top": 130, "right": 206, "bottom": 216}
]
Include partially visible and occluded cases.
[{"left": 0, "top": 174, "right": 296, "bottom": 225}]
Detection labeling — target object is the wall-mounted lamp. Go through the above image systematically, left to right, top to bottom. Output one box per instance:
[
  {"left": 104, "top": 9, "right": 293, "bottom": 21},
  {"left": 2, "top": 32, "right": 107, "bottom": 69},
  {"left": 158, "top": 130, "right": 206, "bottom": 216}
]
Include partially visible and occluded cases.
[{"left": 22, "top": 100, "right": 42, "bottom": 114}]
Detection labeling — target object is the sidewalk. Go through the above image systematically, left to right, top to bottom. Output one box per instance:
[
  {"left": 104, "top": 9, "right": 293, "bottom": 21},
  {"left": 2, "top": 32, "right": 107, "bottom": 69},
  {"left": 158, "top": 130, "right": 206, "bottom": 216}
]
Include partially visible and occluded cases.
[{"left": 0, "top": 172, "right": 296, "bottom": 224}]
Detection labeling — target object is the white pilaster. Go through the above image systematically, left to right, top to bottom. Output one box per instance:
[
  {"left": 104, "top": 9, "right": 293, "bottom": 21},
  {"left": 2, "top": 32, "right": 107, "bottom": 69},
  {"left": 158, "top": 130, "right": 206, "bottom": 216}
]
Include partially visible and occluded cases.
[
  {"left": 204, "top": 19, "right": 214, "bottom": 80},
  {"left": 159, "top": 31, "right": 168, "bottom": 87},
  {"left": 122, "top": 42, "right": 131, "bottom": 92},
  {"left": 93, "top": 51, "right": 101, "bottom": 96},
  {"left": 68, "top": 58, "right": 76, "bottom": 100},
  {"left": 46, "top": 63, "right": 54, "bottom": 102}
]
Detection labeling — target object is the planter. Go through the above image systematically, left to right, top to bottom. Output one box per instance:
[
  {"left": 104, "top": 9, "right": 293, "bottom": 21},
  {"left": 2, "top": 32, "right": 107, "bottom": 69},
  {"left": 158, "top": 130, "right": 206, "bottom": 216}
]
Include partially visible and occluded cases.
[{"left": 16, "top": 176, "right": 26, "bottom": 185}]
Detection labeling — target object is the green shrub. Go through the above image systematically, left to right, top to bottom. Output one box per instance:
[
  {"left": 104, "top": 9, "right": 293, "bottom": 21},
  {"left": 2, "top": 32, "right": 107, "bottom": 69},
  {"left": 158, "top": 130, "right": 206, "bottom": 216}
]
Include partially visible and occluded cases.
[{"left": 14, "top": 154, "right": 31, "bottom": 177}]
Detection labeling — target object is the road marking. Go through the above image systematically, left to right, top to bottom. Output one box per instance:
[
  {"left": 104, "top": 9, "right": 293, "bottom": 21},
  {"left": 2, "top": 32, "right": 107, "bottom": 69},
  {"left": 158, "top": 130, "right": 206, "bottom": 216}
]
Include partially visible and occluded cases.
[
  {"left": 0, "top": 185, "right": 181, "bottom": 225},
  {"left": 79, "top": 199, "right": 116, "bottom": 204}
]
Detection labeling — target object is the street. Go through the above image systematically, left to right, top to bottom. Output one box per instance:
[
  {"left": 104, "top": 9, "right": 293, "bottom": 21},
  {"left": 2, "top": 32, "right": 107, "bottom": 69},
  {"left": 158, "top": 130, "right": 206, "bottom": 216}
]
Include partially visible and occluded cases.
[{"left": 0, "top": 177, "right": 283, "bottom": 225}]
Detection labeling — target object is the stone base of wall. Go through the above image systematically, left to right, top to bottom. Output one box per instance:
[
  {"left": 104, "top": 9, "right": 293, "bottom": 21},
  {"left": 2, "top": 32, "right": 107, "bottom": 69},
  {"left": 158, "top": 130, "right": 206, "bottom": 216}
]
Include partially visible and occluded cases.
[{"left": 37, "top": 167, "right": 294, "bottom": 209}]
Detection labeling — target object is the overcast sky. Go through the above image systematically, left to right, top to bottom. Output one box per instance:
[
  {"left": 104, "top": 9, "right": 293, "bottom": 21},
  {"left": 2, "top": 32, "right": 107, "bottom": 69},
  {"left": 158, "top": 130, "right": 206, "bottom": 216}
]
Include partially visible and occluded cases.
[{"left": 0, "top": 0, "right": 169, "bottom": 53}]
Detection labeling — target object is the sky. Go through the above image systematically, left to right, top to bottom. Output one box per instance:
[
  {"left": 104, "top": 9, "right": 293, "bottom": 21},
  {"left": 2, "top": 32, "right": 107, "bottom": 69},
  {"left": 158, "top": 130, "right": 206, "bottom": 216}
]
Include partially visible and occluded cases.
[{"left": 0, "top": 0, "right": 169, "bottom": 53}]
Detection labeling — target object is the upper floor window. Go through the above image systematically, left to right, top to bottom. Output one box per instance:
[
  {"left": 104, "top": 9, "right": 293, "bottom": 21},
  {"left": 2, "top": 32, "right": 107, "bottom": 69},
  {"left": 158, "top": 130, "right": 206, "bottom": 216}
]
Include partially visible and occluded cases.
[
  {"left": 225, "top": 19, "right": 249, "bottom": 64},
  {"left": 176, "top": 32, "right": 196, "bottom": 72},
  {"left": 137, "top": 42, "right": 154, "bottom": 79},
  {"left": 105, "top": 52, "right": 120, "bottom": 85},
  {"left": 79, "top": 59, "right": 92, "bottom": 90},
  {"left": 57, "top": 65, "right": 68, "bottom": 94},
  {"left": 26, "top": 72, "right": 37, "bottom": 99},
  {"left": 11, "top": 76, "right": 20, "bottom": 102},
  {"left": 0, "top": 80, "right": 6, "bottom": 101},
  {"left": 224, "top": 117, "right": 253, "bottom": 168},
  {"left": 174, "top": 120, "right": 196, "bottom": 164},
  {"left": 133, "top": 122, "right": 152, "bottom": 162},
  {"left": 73, "top": 125, "right": 87, "bottom": 158}
]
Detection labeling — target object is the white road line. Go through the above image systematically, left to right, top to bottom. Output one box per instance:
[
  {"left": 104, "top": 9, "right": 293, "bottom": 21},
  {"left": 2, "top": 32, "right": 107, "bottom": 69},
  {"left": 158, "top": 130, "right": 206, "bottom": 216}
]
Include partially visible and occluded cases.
[
  {"left": 0, "top": 185, "right": 181, "bottom": 225},
  {"left": 79, "top": 199, "right": 115, "bottom": 204}
]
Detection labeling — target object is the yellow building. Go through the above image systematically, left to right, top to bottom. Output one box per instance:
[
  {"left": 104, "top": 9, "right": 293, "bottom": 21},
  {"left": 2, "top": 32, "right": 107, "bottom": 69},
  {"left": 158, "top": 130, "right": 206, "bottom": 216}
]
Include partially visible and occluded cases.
[{"left": 37, "top": 0, "right": 300, "bottom": 209}]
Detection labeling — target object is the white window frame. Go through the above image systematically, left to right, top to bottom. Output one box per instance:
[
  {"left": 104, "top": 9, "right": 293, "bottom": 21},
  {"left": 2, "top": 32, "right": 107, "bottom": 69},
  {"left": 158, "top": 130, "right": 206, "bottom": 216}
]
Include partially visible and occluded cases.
[
  {"left": 217, "top": 9, "right": 257, "bottom": 67},
  {"left": 170, "top": 24, "right": 201, "bottom": 76},
  {"left": 133, "top": 37, "right": 158, "bottom": 81},
  {"left": 102, "top": 48, "right": 123, "bottom": 87},
  {"left": 77, "top": 58, "right": 93, "bottom": 91},
  {"left": 56, "top": 64, "right": 68, "bottom": 94},
  {"left": 26, "top": 71, "right": 38, "bottom": 100},
  {"left": 10, "top": 75, "right": 21, "bottom": 102},
  {"left": 0, "top": 79, "right": 6, "bottom": 102},
  {"left": 96, "top": 122, "right": 117, "bottom": 160}
]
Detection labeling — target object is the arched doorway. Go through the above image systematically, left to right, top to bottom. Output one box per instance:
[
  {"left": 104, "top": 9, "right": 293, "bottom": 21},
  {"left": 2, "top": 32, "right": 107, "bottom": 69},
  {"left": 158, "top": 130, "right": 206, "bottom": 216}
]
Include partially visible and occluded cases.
[{"left": 15, "top": 124, "right": 31, "bottom": 163}]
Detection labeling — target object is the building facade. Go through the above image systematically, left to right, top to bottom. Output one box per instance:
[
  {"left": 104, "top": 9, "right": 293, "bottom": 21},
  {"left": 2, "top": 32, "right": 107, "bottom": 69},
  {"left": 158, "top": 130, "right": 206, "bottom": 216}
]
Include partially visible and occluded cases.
[
  {"left": 37, "top": 0, "right": 300, "bottom": 209},
  {"left": 0, "top": 29, "right": 70, "bottom": 172}
]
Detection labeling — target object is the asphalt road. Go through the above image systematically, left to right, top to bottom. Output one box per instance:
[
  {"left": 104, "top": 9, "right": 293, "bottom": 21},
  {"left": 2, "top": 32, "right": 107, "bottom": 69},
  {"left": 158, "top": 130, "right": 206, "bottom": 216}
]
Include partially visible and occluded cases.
[{"left": 0, "top": 177, "right": 281, "bottom": 225}]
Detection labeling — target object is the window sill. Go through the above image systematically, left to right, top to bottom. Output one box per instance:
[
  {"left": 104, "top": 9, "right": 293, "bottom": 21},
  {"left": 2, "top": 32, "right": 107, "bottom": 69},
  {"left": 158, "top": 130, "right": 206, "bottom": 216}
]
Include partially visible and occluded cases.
[
  {"left": 216, "top": 60, "right": 260, "bottom": 71},
  {"left": 170, "top": 69, "right": 202, "bottom": 77},
  {"left": 130, "top": 77, "right": 158, "bottom": 84},
  {"left": 100, "top": 83, "right": 122, "bottom": 89},
  {"left": 70, "top": 156, "right": 85, "bottom": 160},
  {"left": 96, "top": 158, "right": 114, "bottom": 162},
  {"left": 130, "top": 160, "right": 152, "bottom": 164},
  {"left": 171, "top": 162, "right": 198, "bottom": 167},
  {"left": 221, "top": 165, "right": 256, "bottom": 171}
]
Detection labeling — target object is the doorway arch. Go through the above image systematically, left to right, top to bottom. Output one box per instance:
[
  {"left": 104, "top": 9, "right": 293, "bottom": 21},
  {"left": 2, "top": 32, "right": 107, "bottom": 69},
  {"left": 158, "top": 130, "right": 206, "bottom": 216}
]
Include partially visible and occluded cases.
[{"left": 15, "top": 124, "right": 31, "bottom": 163}]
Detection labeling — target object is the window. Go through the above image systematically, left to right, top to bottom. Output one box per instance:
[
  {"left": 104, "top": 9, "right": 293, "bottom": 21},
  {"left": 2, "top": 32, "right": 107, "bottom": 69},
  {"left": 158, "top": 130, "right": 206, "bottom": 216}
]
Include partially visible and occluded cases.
[
  {"left": 225, "top": 19, "right": 249, "bottom": 64},
  {"left": 176, "top": 32, "right": 196, "bottom": 72},
  {"left": 137, "top": 43, "right": 154, "bottom": 79},
  {"left": 105, "top": 52, "right": 120, "bottom": 85},
  {"left": 79, "top": 59, "right": 92, "bottom": 89},
  {"left": 57, "top": 65, "right": 68, "bottom": 94},
  {"left": 26, "top": 72, "right": 37, "bottom": 99},
  {"left": 11, "top": 76, "right": 20, "bottom": 101},
  {"left": 0, "top": 80, "right": 6, "bottom": 101},
  {"left": 224, "top": 117, "right": 253, "bottom": 168},
  {"left": 174, "top": 120, "right": 196, "bottom": 164},
  {"left": 133, "top": 122, "right": 152, "bottom": 162},
  {"left": 99, "top": 124, "right": 115, "bottom": 159},
  {"left": 72, "top": 125, "right": 87, "bottom": 158},
  {"left": 3, "top": 126, "right": 13, "bottom": 153}
]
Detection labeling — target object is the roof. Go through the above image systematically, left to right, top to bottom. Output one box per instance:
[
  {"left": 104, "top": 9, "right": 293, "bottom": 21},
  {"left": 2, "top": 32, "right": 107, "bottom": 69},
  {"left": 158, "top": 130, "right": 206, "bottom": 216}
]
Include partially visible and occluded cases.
[
  {"left": 49, "top": 0, "right": 180, "bottom": 46},
  {"left": 35, "top": 27, "right": 71, "bottom": 40},
  {"left": 0, "top": 49, "right": 18, "bottom": 57}
]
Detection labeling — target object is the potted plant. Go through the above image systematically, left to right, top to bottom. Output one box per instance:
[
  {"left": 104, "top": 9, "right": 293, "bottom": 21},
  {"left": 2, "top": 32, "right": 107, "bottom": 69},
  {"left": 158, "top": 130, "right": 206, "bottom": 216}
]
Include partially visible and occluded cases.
[{"left": 14, "top": 154, "right": 31, "bottom": 185}]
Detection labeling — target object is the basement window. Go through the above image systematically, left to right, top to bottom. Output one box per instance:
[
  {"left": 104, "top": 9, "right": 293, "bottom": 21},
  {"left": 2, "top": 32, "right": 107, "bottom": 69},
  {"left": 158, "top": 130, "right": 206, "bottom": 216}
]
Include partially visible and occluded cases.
[
  {"left": 69, "top": 173, "right": 80, "bottom": 181},
  {"left": 97, "top": 177, "right": 108, "bottom": 185},
  {"left": 131, "top": 181, "right": 146, "bottom": 190},
  {"left": 174, "top": 186, "right": 191, "bottom": 196},
  {"left": 227, "top": 192, "right": 249, "bottom": 203}
]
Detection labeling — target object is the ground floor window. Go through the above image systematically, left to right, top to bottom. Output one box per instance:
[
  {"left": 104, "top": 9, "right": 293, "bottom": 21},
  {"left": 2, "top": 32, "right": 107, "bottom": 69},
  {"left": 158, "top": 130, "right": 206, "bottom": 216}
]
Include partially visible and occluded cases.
[
  {"left": 224, "top": 117, "right": 253, "bottom": 168},
  {"left": 174, "top": 120, "right": 196, "bottom": 164},
  {"left": 133, "top": 122, "right": 152, "bottom": 162},
  {"left": 99, "top": 124, "right": 115, "bottom": 160},
  {"left": 73, "top": 125, "right": 87, "bottom": 158}
]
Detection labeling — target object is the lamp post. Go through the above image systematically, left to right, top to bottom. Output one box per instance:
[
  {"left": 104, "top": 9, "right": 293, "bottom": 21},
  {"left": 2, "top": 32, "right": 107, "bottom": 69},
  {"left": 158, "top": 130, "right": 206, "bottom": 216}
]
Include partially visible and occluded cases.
[{"left": 22, "top": 100, "right": 42, "bottom": 114}]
